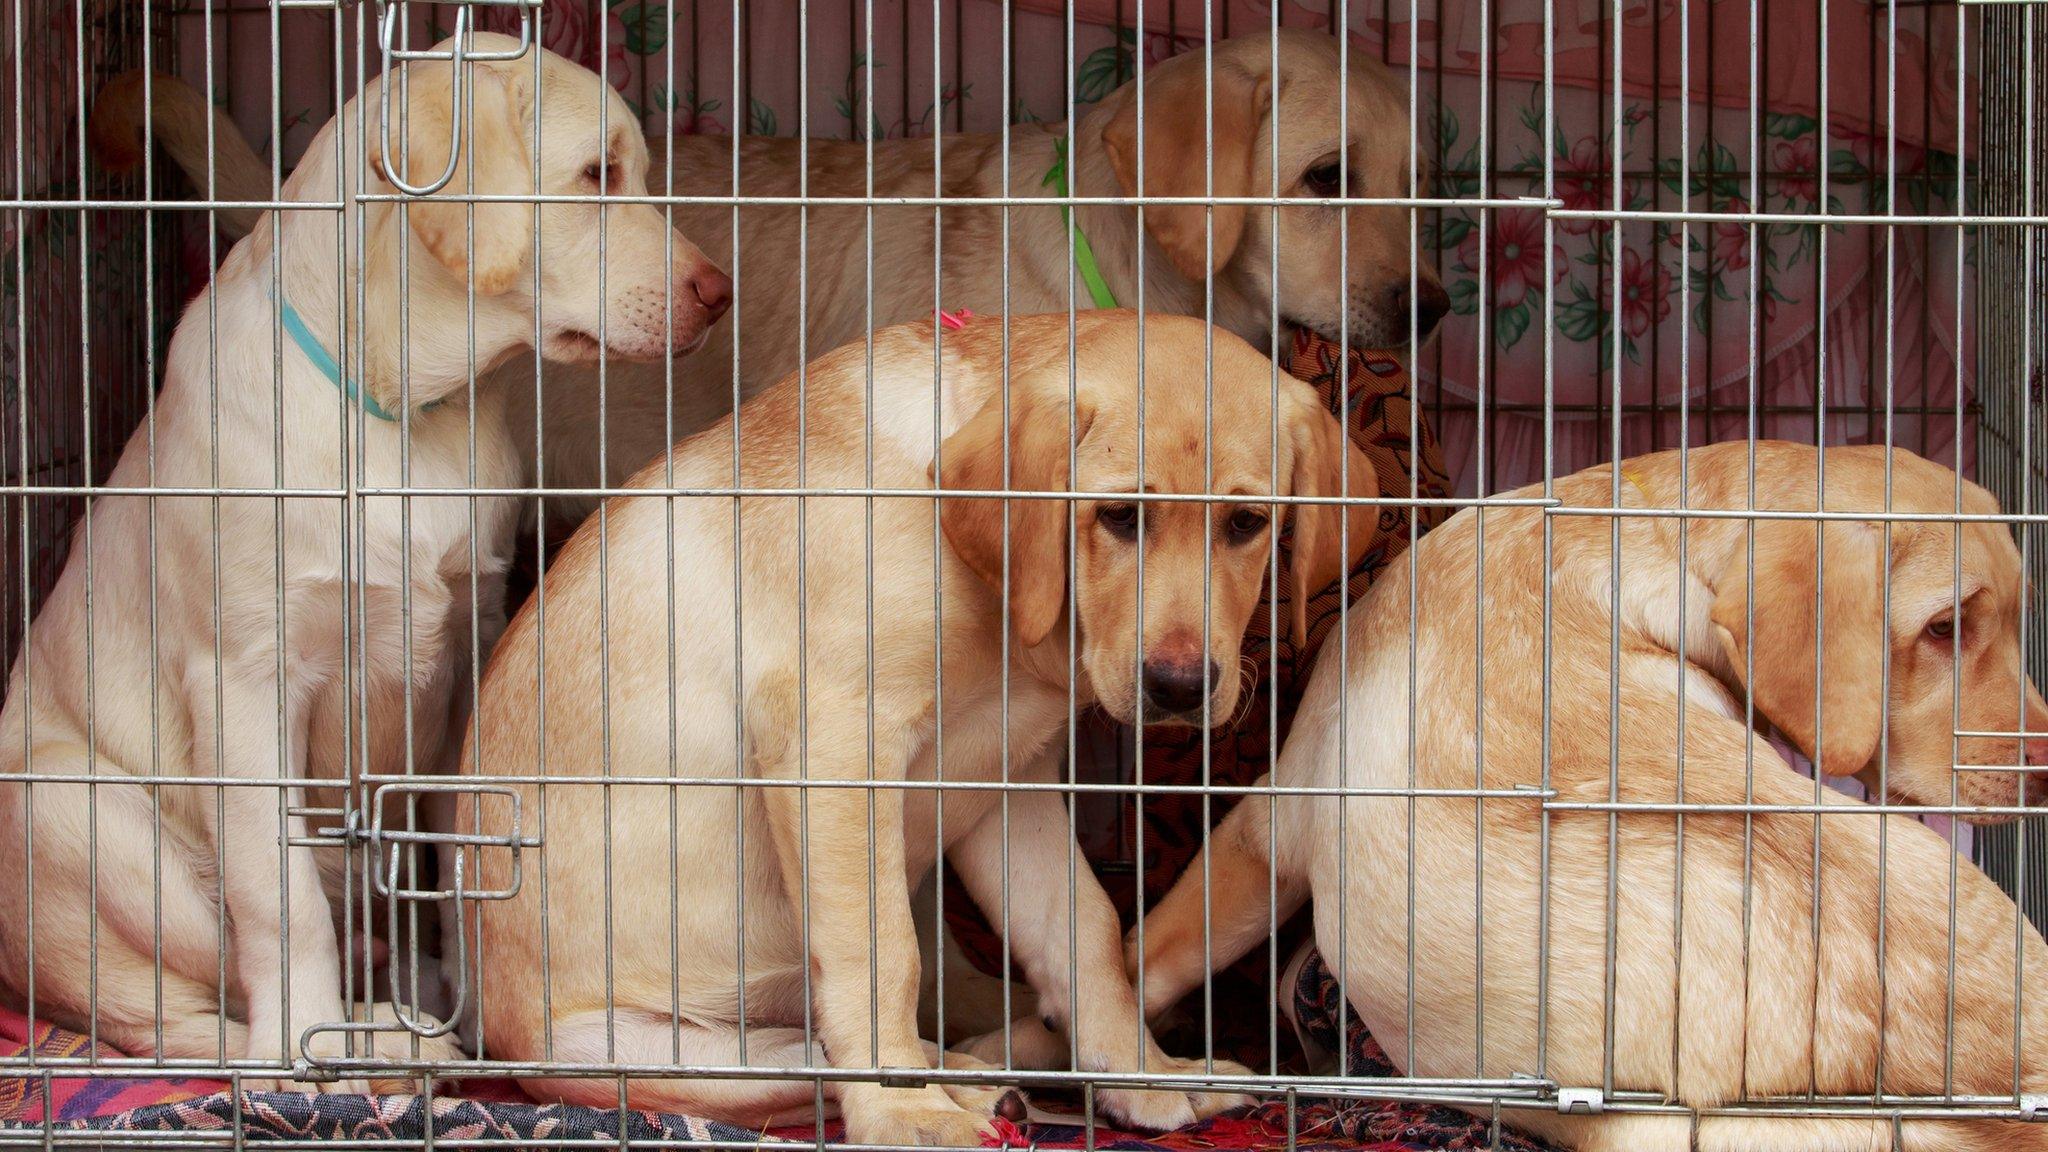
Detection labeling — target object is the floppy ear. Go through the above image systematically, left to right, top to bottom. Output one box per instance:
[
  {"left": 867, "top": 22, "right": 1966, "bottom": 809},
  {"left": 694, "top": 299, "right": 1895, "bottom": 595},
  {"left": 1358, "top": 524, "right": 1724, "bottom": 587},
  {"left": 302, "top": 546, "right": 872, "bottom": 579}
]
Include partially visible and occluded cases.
[
  {"left": 1101, "top": 58, "right": 1271, "bottom": 284},
  {"left": 370, "top": 62, "right": 533, "bottom": 295},
  {"left": 935, "top": 375, "right": 1095, "bottom": 649},
  {"left": 1283, "top": 389, "right": 1377, "bottom": 648},
  {"left": 1709, "top": 517, "right": 1888, "bottom": 777}
]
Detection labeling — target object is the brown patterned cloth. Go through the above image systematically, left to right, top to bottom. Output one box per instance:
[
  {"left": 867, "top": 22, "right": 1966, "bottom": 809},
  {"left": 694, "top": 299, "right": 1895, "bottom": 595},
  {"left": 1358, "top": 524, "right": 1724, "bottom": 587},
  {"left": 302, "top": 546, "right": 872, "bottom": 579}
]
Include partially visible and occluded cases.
[{"left": 943, "top": 329, "right": 1453, "bottom": 1071}]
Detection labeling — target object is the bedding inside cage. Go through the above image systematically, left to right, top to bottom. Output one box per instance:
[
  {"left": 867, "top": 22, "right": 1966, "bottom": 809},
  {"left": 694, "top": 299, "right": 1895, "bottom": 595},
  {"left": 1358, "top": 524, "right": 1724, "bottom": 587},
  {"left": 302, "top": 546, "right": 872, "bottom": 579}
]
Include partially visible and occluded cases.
[{"left": 1, "top": 1001, "right": 1573, "bottom": 1152}]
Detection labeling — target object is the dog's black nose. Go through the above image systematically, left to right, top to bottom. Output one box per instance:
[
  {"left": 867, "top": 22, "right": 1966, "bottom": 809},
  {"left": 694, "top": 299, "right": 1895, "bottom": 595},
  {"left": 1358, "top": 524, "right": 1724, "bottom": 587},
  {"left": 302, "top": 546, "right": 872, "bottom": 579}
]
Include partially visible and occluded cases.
[
  {"left": 1391, "top": 279, "right": 1451, "bottom": 341},
  {"left": 1141, "top": 659, "right": 1218, "bottom": 716}
]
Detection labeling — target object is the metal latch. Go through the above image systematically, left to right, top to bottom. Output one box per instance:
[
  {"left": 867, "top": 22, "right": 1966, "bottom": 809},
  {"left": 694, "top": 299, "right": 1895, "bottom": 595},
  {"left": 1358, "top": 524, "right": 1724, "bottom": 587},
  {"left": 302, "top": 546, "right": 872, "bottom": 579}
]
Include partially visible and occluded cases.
[
  {"left": 374, "top": 1, "right": 543, "bottom": 194},
  {"left": 362, "top": 780, "right": 535, "bottom": 902},
  {"left": 305, "top": 781, "right": 536, "bottom": 1060},
  {"left": 1556, "top": 1088, "right": 1605, "bottom": 1115},
  {"left": 2021, "top": 1094, "right": 2048, "bottom": 1121}
]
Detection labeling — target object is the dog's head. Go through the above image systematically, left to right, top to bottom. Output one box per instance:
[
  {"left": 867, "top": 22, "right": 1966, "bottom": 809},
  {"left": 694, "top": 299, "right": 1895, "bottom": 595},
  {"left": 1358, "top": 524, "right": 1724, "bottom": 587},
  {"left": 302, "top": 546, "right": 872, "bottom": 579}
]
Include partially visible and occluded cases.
[
  {"left": 1096, "top": 29, "right": 1447, "bottom": 349},
  {"left": 363, "top": 34, "right": 729, "bottom": 370},
  {"left": 937, "top": 314, "right": 1376, "bottom": 727},
  {"left": 1707, "top": 446, "right": 2048, "bottom": 822}
]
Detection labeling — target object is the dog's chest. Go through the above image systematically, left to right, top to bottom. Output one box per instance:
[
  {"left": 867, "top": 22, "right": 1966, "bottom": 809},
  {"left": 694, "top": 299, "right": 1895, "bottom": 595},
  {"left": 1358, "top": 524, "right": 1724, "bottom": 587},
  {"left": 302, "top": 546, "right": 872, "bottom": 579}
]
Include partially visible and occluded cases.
[
  {"left": 302, "top": 473, "right": 517, "bottom": 782},
  {"left": 896, "top": 673, "right": 1073, "bottom": 873}
]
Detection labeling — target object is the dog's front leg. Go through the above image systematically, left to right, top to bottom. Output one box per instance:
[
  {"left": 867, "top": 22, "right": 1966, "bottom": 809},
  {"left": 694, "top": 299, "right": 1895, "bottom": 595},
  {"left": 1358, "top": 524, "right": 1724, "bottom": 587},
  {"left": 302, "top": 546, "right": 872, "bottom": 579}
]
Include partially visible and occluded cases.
[
  {"left": 201, "top": 656, "right": 363, "bottom": 1094},
  {"left": 755, "top": 685, "right": 1016, "bottom": 1147},
  {"left": 946, "top": 770, "right": 1256, "bottom": 1131}
]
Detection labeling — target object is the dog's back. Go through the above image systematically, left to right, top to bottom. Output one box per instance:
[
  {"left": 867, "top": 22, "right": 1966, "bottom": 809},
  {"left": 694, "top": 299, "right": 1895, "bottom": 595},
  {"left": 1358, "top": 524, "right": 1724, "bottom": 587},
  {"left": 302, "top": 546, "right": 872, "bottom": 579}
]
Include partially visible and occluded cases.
[{"left": 1279, "top": 442, "right": 2048, "bottom": 1150}]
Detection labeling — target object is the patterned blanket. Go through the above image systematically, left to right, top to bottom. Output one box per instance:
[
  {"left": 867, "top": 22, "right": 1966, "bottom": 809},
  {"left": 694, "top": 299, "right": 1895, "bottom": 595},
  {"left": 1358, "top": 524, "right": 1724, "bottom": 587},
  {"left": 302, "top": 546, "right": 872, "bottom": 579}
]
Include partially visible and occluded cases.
[{"left": 0, "top": 956, "right": 1564, "bottom": 1151}]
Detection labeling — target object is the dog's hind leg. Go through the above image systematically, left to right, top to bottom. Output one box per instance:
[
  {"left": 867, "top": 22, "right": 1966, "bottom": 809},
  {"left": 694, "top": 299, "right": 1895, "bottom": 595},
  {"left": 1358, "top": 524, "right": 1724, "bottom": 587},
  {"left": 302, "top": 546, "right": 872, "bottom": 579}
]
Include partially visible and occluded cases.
[
  {"left": 0, "top": 770, "right": 254, "bottom": 1066},
  {"left": 527, "top": 1010, "right": 1023, "bottom": 1130}
]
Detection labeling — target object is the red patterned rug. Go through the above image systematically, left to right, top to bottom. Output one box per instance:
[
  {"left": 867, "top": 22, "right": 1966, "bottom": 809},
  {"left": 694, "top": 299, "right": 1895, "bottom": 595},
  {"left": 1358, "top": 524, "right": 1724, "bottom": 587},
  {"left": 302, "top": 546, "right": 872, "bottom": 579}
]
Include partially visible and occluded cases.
[{"left": 0, "top": 1002, "right": 1557, "bottom": 1150}]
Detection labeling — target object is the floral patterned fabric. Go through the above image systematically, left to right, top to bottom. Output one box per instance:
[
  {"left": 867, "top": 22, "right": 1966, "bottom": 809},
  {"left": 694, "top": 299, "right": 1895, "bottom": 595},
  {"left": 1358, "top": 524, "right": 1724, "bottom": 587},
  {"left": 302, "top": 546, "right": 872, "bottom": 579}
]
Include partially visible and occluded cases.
[
  {"left": 181, "top": 0, "right": 1972, "bottom": 499},
  {"left": 0, "top": 1005, "right": 1559, "bottom": 1152},
  {"left": 0, "top": 1007, "right": 764, "bottom": 1145}
]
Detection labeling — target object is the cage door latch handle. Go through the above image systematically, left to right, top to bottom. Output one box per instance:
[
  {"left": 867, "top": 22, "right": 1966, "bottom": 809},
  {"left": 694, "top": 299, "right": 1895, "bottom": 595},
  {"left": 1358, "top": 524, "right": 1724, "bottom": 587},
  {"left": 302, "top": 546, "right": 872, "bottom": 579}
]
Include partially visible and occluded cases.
[{"left": 374, "top": 1, "right": 540, "bottom": 195}]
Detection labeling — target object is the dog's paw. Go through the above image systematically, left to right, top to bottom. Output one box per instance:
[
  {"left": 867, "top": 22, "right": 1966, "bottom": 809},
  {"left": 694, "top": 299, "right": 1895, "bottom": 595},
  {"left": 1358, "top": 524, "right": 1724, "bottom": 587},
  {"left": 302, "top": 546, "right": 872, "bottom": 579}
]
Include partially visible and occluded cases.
[
  {"left": 357, "top": 1002, "right": 469, "bottom": 1092},
  {"left": 946, "top": 1018, "right": 1068, "bottom": 1072},
  {"left": 240, "top": 1023, "right": 371, "bottom": 1096},
  {"left": 919, "top": 1043, "right": 1031, "bottom": 1122},
  {"left": 1096, "top": 1055, "right": 1256, "bottom": 1132},
  {"left": 843, "top": 1083, "right": 1009, "bottom": 1147}
]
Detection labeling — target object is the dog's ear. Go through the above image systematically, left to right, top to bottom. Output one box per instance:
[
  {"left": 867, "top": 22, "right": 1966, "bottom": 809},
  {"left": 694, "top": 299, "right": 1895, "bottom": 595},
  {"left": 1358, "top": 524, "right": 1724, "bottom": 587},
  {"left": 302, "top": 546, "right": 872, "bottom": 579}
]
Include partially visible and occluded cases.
[
  {"left": 1101, "top": 58, "right": 1270, "bottom": 284},
  {"left": 370, "top": 62, "right": 533, "bottom": 296},
  {"left": 936, "top": 374, "right": 1095, "bottom": 649},
  {"left": 1283, "top": 387, "right": 1376, "bottom": 648},
  {"left": 1710, "top": 517, "right": 1888, "bottom": 777}
]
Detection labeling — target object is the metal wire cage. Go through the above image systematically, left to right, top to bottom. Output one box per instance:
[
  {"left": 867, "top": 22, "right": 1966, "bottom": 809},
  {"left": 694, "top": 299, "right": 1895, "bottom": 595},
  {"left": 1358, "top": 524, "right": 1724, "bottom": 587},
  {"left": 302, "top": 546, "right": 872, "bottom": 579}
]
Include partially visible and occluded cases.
[{"left": 0, "top": 0, "right": 2043, "bottom": 1148}]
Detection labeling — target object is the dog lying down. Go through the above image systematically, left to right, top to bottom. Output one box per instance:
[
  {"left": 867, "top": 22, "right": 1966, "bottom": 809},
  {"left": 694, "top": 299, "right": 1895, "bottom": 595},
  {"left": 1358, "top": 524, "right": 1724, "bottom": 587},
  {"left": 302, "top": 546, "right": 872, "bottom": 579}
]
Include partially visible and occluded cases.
[
  {"left": 442, "top": 310, "right": 1380, "bottom": 1145},
  {"left": 1137, "top": 442, "right": 2048, "bottom": 1151}
]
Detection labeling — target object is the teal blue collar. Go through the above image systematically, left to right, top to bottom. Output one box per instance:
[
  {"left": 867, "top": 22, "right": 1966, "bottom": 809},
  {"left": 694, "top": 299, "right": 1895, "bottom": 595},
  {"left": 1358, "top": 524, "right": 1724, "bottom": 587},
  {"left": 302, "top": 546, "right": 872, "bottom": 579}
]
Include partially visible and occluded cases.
[
  {"left": 1043, "top": 137, "right": 1120, "bottom": 310},
  {"left": 275, "top": 294, "right": 439, "bottom": 422}
]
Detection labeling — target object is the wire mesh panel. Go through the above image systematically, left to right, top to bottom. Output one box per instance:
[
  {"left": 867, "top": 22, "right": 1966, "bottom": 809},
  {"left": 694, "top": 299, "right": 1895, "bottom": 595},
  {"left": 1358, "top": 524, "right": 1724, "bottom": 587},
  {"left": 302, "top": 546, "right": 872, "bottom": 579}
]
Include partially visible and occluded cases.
[
  {"left": 1974, "top": 0, "right": 2048, "bottom": 928},
  {"left": 0, "top": 1, "right": 2042, "bottom": 1150}
]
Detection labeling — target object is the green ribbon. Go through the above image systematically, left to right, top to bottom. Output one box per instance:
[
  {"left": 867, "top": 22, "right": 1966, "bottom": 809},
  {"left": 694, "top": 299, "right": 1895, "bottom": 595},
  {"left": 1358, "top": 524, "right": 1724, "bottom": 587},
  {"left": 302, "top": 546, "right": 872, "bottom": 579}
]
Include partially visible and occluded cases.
[{"left": 1043, "top": 137, "right": 1119, "bottom": 311}]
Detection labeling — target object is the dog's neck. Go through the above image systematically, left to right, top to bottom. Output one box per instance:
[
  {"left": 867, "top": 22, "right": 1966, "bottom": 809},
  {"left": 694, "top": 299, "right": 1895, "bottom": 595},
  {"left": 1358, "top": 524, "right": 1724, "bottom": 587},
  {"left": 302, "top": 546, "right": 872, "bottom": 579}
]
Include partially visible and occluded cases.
[
  {"left": 1005, "top": 118, "right": 1261, "bottom": 348},
  {"left": 250, "top": 183, "right": 519, "bottom": 422},
  {"left": 1015, "top": 623, "right": 1084, "bottom": 699}
]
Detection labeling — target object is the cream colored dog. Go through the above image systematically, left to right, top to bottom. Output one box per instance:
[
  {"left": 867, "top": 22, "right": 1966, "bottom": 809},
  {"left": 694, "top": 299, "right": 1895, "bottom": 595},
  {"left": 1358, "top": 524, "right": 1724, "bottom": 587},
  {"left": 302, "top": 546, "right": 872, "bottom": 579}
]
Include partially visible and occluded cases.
[
  {"left": 103, "top": 29, "right": 1442, "bottom": 529},
  {"left": 2, "top": 35, "right": 726, "bottom": 1090},
  {"left": 448, "top": 311, "right": 1376, "bottom": 1143},
  {"left": 1136, "top": 442, "right": 2048, "bottom": 1151}
]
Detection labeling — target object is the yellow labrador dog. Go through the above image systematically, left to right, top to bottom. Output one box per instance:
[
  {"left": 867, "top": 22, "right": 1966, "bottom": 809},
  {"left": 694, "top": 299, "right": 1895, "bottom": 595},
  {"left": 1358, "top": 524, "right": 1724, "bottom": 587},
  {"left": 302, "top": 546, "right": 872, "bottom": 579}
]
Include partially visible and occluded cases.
[
  {"left": 101, "top": 29, "right": 1441, "bottom": 527},
  {"left": 1, "top": 36, "right": 726, "bottom": 1090},
  {"left": 448, "top": 311, "right": 1376, "bottom": 1143},
  {"left": 1136, "top": 443, "right": 2048, "bottom": 1151}
]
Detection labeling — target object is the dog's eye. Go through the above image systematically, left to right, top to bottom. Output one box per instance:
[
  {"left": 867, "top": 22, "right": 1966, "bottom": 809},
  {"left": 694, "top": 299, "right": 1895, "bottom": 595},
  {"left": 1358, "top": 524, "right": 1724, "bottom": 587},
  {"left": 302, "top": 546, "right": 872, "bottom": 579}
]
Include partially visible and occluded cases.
[
  {"left": 1303, "top": 160, "right": 1344, "bottom": 196},
  {"left": 583, "top": 161, "right": 607, "bottom": 186},
  {"left": 1096, "top": 502, "right": 1140, "bottom": 539},
  {"left": 1226, "top": 507, "right": 1269, "bottom": 540},
  {"left": 1927, "top": 616, "right": 1956, "bottom": 642}
]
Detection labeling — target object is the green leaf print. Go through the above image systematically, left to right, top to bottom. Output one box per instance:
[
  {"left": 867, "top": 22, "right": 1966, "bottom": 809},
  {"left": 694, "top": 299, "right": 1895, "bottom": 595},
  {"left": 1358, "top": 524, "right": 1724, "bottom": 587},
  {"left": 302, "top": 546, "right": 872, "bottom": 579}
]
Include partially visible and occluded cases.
[
  {"left": 616, "top": 2, "right": 671, "bottom": 56},
  {"left": 1076, "top": 28, "right": 1137, "bottom": 105},
  {"left": 1764, "top": 112, "right": 1818, "bottom": 140},
  {"left": 1448, "top": 277, "right": 1480, "bottom": 316},
  {"left": 1556, "top": 281, "right": 1605, "bottom": 344},
  {"left": 1493, "top": 300, "right": 1531, "bottom": 349}
]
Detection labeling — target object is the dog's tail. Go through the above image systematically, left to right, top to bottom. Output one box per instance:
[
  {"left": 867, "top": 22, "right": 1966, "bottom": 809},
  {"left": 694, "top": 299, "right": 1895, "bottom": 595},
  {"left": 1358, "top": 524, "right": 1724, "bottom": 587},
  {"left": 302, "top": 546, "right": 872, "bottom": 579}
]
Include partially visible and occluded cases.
[{"left": 90, "top": 71, "right": 271, "bottom": 240}]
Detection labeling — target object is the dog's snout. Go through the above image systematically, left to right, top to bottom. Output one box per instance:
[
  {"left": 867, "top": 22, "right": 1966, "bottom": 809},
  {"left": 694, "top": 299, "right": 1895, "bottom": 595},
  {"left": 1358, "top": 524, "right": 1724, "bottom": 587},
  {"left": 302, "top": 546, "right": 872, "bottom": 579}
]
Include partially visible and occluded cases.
[
  {"left": 692, "top": 266, "right": 733, "bottom": 319},
  {"left": 1391, "top": 279, "right": 1451, "bottom": 340},
  {"left": 1141, "top": 658, "right": 1220, "bottom": 716}
]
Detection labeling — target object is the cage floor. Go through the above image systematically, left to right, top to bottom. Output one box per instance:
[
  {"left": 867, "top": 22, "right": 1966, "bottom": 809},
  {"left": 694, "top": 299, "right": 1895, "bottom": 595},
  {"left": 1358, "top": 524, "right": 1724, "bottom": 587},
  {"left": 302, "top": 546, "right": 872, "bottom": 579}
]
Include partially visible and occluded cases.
[{"left": 0, "top": 979, "right": 1558, "bottom": 1152}]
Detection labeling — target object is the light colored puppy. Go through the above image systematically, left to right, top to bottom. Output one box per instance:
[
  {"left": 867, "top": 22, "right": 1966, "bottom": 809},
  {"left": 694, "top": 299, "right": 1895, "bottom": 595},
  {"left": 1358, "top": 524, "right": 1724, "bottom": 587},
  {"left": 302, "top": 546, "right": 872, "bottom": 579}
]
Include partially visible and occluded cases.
[
  {"left": 103, "top": 30, "right": 1441, "bottom": 529},
  {"left": 1, "top": 35, "right": 726, "bottom": 1090},
  {"left": 448, "top": 311, "right": 1377, "bottom": 1143},
  {"left": 1136, "top": 442, "right": 2048, "bottom": 1151}
]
